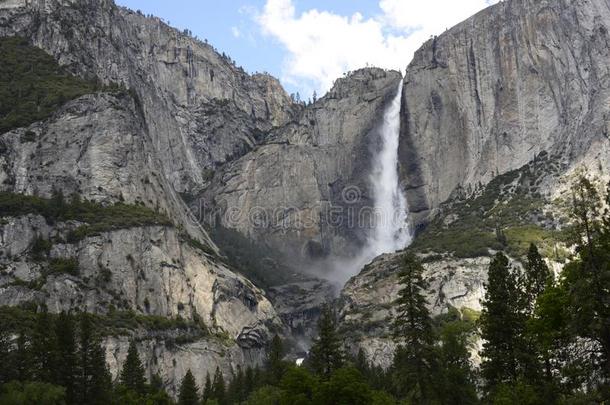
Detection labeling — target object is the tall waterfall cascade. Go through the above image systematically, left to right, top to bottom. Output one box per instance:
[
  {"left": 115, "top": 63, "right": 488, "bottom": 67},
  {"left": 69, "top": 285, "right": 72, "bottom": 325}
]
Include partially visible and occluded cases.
[
  {"left": 316, "top": 81, "right": 412, "bottom": 286},
  {"left": 367, "top": 81, "right": 411, "bottom": 256}
]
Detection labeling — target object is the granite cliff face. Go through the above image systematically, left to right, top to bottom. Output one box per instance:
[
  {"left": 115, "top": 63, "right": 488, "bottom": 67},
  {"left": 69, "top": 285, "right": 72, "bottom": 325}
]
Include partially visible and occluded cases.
[
  {"left": 0, "top": 0, "right": 402, "bottom": 391},
  {"left": 0, "top": 0, "right": 298, "bottom": 392},
  {"left": 1, "top": 0, "right": 610, "bottom": 391},
  {"left": 341, "top": 0, "right": 610, "bottom": 368},
  {"left": 400, "top": 0, "right": 610, "bottom": 225},
  {"left": 206, "top": 69, "right": 402, "bottom": 262},
  {"left": 0, "top": 93, "right": 283, "bottom": 393},
  {"left": 339, "top": 253, "right": 489, "bottom": 368}
]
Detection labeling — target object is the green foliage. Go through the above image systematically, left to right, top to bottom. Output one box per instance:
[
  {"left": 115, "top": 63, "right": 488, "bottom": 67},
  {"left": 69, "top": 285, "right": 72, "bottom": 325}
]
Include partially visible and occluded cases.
[
  {"left": 0, "top": 36, "right": 118, "bottom": 133},
  {"left": 411, "top": 155, "right": 566, "bottom": 258},
  {"left": 476, "top": 176, "right": 610, "bottom": 402},
  {"left": 554, "top": 178, "right": 610, "bottom": 388},
  {"left": 0, "top": 192, "right": 171, "bottom": 241},
  {"left": 29, "top": 236, "right": 52, "bottom": 261},
  {"left": 185, "top": 236, "right": 217, "bottom": 257},
  {"left": 480, "top": 252, "right": 526, "bottom": 390},
  {"left": 390, "top": 253, "right": 436, "bottom": 402},
  {"left": 48, "top": 258, "right": 79, "bottom": 276},
  {"left": 0, "top": 305, "right": 207, "bottom": 344},
  {"left": 309, "top": 307, "right": 345, "bottom": 379},
  {"left": 0, "top": 310, "right": 112, "bottom": 405},
  {"left": 54, "top": 312, "right": 78, "bottom": 405},
  {"left": 434, "top": 321, "right": 479, "bottom": 405},
  {"left": 264, "top": 335, "right": 287, "bottom": 385},
  {"left": 119, "top": 341, "right": 147, "bottom": 395},
  {"left": 279, "top": 366, "right": 317, "bottom": 404},
  {"left": 211, "top": 367, "right": 226, "bottom": 405},
  {"left": 313, "top": 367, "right": 374, "bottom": 405},
  {"left": 178, "top": 369, "right": 199, "bottom": 405},
  {"left": 202, "top": 372, "right": 213, "bottom": 404},
  {"left": 0, "top": 381, "right": 66, "bottom": 405},
  {"left": 246, "top": 386, "right": 283, "bottom": 405}
]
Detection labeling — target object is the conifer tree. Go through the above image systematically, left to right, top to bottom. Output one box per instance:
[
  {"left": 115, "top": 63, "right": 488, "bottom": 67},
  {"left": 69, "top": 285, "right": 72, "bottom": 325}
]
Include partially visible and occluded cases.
[
  {"left": 563, "top": 178, "right": 610, "bottom": 381},
  {"left": 523, "top": 243, "right": 552, "bottom": 312},
  {"left": 390, "top": 252, "right": 435, "bottom": 402},
  {"left": 480, "top": 252, "right": 526, "bottom": 393},
  {"left": 309, "top": 306, "right": 344, "bottom": 379},
  {"left": 31, "top": 310, "right": 58, "bottom": 383},
  {"left": 54, "top": 312, "right": 78, "bottom": 404},
  {"left": 78, "top": 312, "right": 93, "bottom": 403},
  {"left": 435, "top": 322, "right": 479, "bottom": 405},
  {"left": 0, "top": 323, "right": 10, "bottom": 385},
  {"left": 13, "top": 331, "right": 32, "bottom": 382},
  {"left": 265, "top": 335, "right": 286, "bottom": 384},
  {"left": 120, "top": 340, "right": 147, "bottom": 395},
  {"left": 87, "top": 343, "right": 112, "bottom": 405},
  {"left": 355, "top": 348, "right": 369, "bottom": 377},
  {"left": 228, "top": 365, "right": 245, "bottom": 403},
  {"left": 211, "top": 366, "right": 226, "bottom": 404},
  {"left": 244, "top": 366, "right": 255, "bottom": 397},
  {"left": 178, "top": 369, "right": 199, "bottom": 405},
  {"left": 202, "top": 372, "right": 213, "bottom": 403}
]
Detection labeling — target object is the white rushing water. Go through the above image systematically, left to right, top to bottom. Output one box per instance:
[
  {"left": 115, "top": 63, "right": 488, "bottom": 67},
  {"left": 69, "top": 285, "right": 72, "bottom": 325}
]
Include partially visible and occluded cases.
[
  {"left": 320, "top": 81, "right": 411, "bottom": 286},
  {"left": 367, "top": 81, "right": 411, "bottom": 256}
]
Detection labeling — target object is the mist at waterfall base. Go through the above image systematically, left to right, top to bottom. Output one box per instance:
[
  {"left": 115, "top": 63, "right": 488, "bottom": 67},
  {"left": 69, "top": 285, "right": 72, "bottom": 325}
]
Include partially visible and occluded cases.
[{"left": 306, "top": 82, "right": 412, "bottom": 287}]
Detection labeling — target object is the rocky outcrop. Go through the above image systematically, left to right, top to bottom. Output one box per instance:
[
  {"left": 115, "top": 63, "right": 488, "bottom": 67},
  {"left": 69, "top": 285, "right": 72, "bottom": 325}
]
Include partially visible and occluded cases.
[
  {"left": 0, "top": 0, "right": 296, "bottom": 197},
  {"left": 0, "top": 0, "right": 297, "bottom": 388},
  {"left": 400, "top": 0, "right": 610, "bottom": 225},
  {"left": 207, "top": 69, "right": 403, "bottom": 262},
  {"left": 0, "top": 92, "right": 212, "bottom": 246},
  {"left": 0, "top": 212, "right": 282, "bottom": 392},
  {"left": 338, "top": 252, "right": 489, "bottom": 368},
  {"left": 268, "top": 279, "right": 337, "bottom": 356}
]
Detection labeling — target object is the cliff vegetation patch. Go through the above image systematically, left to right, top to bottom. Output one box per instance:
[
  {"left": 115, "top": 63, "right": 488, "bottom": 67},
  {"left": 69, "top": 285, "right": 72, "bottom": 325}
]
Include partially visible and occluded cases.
[{"left": 0, "top": 36, "right": 120, "bottom": 133}]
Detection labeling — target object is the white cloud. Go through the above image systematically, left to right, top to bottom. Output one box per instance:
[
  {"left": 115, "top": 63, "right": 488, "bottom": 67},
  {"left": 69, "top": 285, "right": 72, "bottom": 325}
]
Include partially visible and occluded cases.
[
  {"left": 256, "top": 0, "right": 499, "bottom": 96},
  {"left": 380, "top": 0, "right": 498, "bottom": 32},
  {"left": 231, "top": 26, "right": 242, "bottom": 38}
]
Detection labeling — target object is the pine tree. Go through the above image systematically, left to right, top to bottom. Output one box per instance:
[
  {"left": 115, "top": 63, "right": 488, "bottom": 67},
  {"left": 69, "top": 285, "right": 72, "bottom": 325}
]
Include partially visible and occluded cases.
[
  {"left": 562, "top": 178, "right": 610, "bottom": 382},
  {"left": 523, "top": 243, "right": 552, "bottom": 312},
  {"left": 390, "top": 252, "right": 435, "bottom": 402},
  {"left": 480, "top": 252, "right": 526, "bottom": 394},
  {"left": 309, "top": 306, "right": 344, "bottom": 379},
  {"left": 31, "top": 310, "right": 58, "bottom": 383},
  {"left": 55, "top": 312, "right": 78, "bottom": 404},
  {"left": 78, "top": 312, "right": 94, "bottom": 403},
  {"left": 0, "top": 322, "right": 10, "bottom": 385},
  {"left": 435, "top": 322, "right": 479, "bottom": 405},
  {"left": 13, "top": 331, "right": 32, "bottom": 382},
  {"left": 265, "top": 335, "right": 286, "bottom": 384},
  {"left": 120, "top": 340, "right": 147, "bottom": 395},
  {"left": 88, "top": 343, "right": 112, "bottom": 405},
  {"left": 355, "top": 348, "right": 369, "bottom": 377},
  {"left": 227, "top": 365, "right": 245, "bottom": 403},
  {"left": 211, "top": 367, "right": 226, "bottom": 404},
  {"left": 178, "top": 369, "right": 199, "bottom": 405},
  {"left": 202, "top": 372, "right": 213, "bottom": 403}
]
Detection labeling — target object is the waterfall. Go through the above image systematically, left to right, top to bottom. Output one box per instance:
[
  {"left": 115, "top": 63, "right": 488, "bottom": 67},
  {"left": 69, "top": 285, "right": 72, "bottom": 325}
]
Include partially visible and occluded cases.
[
  {"left": 311, "top": 81, "right": 412, "bottom": 286},
  {"left": 367, "top": 81, "right": 411, "bottom": 255}
]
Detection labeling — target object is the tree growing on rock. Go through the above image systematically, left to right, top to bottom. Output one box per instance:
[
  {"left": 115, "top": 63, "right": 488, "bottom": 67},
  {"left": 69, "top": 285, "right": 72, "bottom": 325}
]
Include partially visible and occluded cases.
[
  {"left": 390, "top": 252, "right": 436, "bottom": 402},
  {"left": 309, "top": 306, "right": 344, "bottom": 379},
  {"left": 119, "top": 340, "right": 147, "bottom": 395},
  {"left": 178, "top": 369, "right": 199, "bottom": 405}
]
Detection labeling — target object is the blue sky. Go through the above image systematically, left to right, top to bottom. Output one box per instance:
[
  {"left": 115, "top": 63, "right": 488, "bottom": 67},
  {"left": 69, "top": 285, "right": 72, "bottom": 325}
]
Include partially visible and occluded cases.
[{"left": 116, "top": 0, "right": 498, "bottom": 98}]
